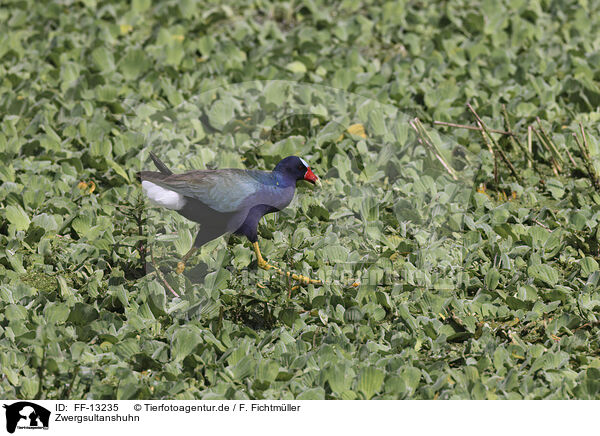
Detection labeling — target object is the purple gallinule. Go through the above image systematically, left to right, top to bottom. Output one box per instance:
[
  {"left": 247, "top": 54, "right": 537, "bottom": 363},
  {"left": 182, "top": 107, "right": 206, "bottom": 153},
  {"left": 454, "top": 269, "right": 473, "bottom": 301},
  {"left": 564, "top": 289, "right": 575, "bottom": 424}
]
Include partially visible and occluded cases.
[{"left": 139, "top": 152, "right": 322, "bottom": 285}]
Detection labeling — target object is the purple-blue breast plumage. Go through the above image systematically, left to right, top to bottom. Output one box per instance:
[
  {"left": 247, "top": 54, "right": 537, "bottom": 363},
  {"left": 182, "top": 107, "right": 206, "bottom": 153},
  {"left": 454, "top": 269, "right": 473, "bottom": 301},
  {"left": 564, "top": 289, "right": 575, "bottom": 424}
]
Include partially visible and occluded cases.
[{"left": 138, "top": 153, "right": 321, "bottom": 248}]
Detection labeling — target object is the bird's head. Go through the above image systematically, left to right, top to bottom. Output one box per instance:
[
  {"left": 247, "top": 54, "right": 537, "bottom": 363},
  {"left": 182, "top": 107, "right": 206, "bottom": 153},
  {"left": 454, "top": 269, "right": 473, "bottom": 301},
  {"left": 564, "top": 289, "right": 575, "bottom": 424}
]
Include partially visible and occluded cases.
[{"left": 274, "top": 156, "right": 321, "bottom": 187}]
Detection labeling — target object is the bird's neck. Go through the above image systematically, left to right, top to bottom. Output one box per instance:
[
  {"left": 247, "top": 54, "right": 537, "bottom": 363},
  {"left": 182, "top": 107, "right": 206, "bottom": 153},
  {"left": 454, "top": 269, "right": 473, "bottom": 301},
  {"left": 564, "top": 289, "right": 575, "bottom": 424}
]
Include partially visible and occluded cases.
[{"left": 272, "top": 170, "right": 297, "bottom": 188}]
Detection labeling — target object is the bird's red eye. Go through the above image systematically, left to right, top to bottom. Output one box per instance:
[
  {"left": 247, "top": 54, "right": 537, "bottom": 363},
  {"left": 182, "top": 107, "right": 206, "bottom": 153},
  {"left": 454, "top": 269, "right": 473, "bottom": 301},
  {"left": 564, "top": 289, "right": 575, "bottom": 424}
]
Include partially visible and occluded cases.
[{"left": 298, "top": 164, "right": 305, "bottom": 171}]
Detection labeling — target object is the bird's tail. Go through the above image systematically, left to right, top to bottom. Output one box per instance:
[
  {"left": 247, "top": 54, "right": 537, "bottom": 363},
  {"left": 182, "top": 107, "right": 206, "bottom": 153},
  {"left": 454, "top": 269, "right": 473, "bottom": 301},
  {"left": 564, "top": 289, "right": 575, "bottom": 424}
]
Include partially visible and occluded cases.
[
  {"left": 136, "top": 151, "right": 174, "bottom": 182},
  {"left": 149, "top": 151, "right": 173, "bottom": 175}
]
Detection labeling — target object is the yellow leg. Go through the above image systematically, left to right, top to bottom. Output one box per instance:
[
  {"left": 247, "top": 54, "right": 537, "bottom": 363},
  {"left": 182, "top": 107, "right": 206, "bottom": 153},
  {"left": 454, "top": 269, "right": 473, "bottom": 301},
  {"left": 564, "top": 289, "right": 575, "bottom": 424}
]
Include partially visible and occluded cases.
[
  {"left": 252, "top": 241, "right": 322, "bottom": 286},
  {"left": 176, "top": 246, "right": 198, "bottom": 274}
]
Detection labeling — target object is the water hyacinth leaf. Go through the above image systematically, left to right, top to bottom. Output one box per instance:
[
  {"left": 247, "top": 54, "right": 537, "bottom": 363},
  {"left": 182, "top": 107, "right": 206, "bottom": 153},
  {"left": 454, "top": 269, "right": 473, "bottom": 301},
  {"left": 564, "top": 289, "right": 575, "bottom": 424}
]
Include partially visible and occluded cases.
[
  {"left": 132, "top": 0, "right": 151, "bottom": 12},
  {"left": 91, "top": 47, "right": 116, "bottom": 72},
  {"left": 119, "top": 49, "right": 151, "bottom": 79},
  {"left": 60, "top": 61, "right": 80, "bottom": 91},
  {"left": 285, "top": 61, "right": 307, "bottom": 74},
  {"left": 264, "top": 81, "right": 288, "bottom": 106},
  {"left": 207, "top": 98, "right": 235, "bottom": 131},
  {"left": 368, "top": 108, "right": 387, "bottom": 137},
  {"left": 107, "top": 159, "right": 131, "bottom": 182},
  {"left": 5, "top": 205, "right": 30, "bottom": 231},
  {"left": 569, "top": 212, "right": 587, "bottom": 230},
  {"left": 31, "top": 214, "right": 59, "bottom": 232},
  {"left": 173, "top": 227, "right": 193, "bottom": 255},
  {"left": 322, "top": 245, "right": 348, "bottom": 263},
  {"left": 580, "top": 257, "right": 599, "bottom": 276},
  {"left": 528, "top": 264, "right": 559, "bottom": 286},
  {"left": 485, "top": 268, "right": 501, "bottom": 290},
  {"left": 203, "top": 269, "right": 231, "bottom": 292},
  {"left": 517, "top": 285, "right": 538, "bottom": 301},
  {"left": 188, "top": 298, "right": 221, "bottom": 320},
  {"left": 44, "top": 303, "right": 70, "bottom": 324},
  {"left": 67, "top": 303, "right": 99, "bottom": 326},
  {"left": 5, "top": 304, "right": 27, "bottom": 322},
  {"left": 397, "top": 305, "right": 418, "bottom": 333},
  {"left": 344, "top": 306, "right": 363, "bottom": 323},
  {"left": 371, "top": 306, "right": 386, "bottom": 322},
  {"left": 279, "top": 309, "right": 299, "bottom": 327},
  {"left": 318, "top": 309, "right": 328, "bottom": 325},
  {"left": 171, "top": 325, "right": 203, "bottom": 362},
  {"left": 114, "top": 338, "right": 141, "bottom": 360},
  {"left": 231, "top": 355, "right": 255, "bottom": 380},
  {"left": 255, "top": 359, "right": 279, "bottom": 383},
  {"left": 326, "top": 365, "right": 351, "bottom": 394},
  {"left": 358, "top": 367, "right": 385, "bottom": 399},
  {"left": 401, "top": 367, "right": 422, "bottom": 393},
  {"left": 574, "top": 368, "right": 600, "bottom": 399},
  {"left": 20, "top": 379, "right": 39, "bottom": 399},
  {"left": 117, "top": 381, "right": 140, "bottom": 400},
  {"left": 296, "top": 387, "right": 325, "bottom": 400},
  {"left": 340, "top": 391, "right": 357, "bottom": 400}
]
